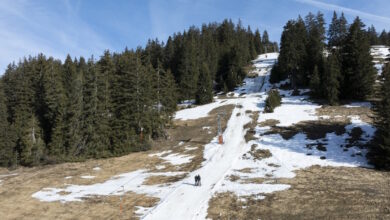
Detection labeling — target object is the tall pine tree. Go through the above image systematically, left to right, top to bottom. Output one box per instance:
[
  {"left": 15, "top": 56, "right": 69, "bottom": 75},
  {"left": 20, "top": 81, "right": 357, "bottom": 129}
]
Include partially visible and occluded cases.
[
  {"left": 341, "top": 17, "right": 376, "bottom": 100},
  {"left": 196, "top": 63, "right": 213, "bottom": 104}
]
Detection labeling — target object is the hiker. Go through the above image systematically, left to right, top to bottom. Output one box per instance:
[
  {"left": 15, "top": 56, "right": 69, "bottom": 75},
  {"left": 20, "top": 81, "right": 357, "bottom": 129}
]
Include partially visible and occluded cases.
[
  {"left": 194, "top": 175, "right": 198, "bottom": 186},
  {"left": 198, "top": 175, "right": 201, "bottom": 186}
]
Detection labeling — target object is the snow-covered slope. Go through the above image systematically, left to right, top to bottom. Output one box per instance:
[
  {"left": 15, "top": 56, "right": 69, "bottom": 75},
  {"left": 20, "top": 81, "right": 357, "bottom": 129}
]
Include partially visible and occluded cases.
[{"left": 32, "top": 52, "right": 375, "bottom": 219}]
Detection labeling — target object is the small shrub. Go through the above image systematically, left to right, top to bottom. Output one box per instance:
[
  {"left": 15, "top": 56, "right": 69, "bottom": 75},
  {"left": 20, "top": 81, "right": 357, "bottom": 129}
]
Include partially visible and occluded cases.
[{"left": 264, "top": 89, "right": 282, "bottom": 113}]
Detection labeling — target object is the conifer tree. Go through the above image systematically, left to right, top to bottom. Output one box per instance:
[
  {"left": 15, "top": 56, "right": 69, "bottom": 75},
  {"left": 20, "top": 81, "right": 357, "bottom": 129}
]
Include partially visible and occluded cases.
[
  {"left": 328, "top": 11, "right": 348, "bottom": 48},
  {"left": 328, "top": 11, "right": 339, "bottom": 48},
  {"left": 305, "top": 12, "right": 326, "bottom": 83},
  {"left": 341, "top": 17, "right": 376, "bottom": 100},
  {"left": 272, "top": 18, "right": 307, "bottom": 87},
  {"left": 367, "top": 25, "right": 379, "bottom": 45},
  {"left": 254, "top": 29, "right": 262, "bottom": 54},
  {"left": 262, "top": 30, "right": 270, "bottom": 52},
  {"left": 379, "top": 30, "right": 389, "bottom": 45},
  {"left": 178, "top": 36, "right": 199, "bottom": 100},
  {"left": 110, "top": 50, "right": 141, "bottom": 154},
  {"left": 95, "top": 51, "right": 114, "bottom": 156},
  {"left": 323, "top": 53, "right": 341, "bottom": 105},
  {"left": 62, "top": 55, "right": 82, "bottom": 156},
  {"left": 80, "top": 57, "right": 99, "bottom": 156},
  {"left": 44, "top": 59, "right": 66, "bottom": 159},
  {"left": 196, "top": 63, "right": 213, "bottom": 104},
  {"left": 371, "top": 63, "right": 390, "bottom": 169},
  {"left": 309, "top": 65, "right": 321, "bottom": 98},
  {"left": 160, "top": 69, "right": 178, "bottom": 117},
  {"left": 0, "top": 81, "right": 17, "bottom": 167}
]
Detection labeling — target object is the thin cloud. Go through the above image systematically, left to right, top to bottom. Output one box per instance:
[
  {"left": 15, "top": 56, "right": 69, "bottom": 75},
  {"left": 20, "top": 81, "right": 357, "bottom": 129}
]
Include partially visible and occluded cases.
[
  {"left": 0, "top": 0, "right": 111, "bottom": 72},
  {"left": 296, "top": 0, "right": 390, "bottom": 23}
]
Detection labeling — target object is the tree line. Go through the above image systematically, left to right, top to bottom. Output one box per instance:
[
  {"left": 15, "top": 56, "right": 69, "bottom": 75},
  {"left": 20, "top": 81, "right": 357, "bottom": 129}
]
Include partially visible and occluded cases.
[
  {"left": 271, "top": 11, "right": 389, "bottom": 169},
  {"left": 271, "top": 11, "right": 376, "bottom": 104},
  {"left": 0, "top": 19, "right": 277, "bottom": 167},
  {"left": 150, "top": 19, "right": 277, "bottom": 102},
  {"left": 367, "top": 25, "right": 390, "bottom": 46}
]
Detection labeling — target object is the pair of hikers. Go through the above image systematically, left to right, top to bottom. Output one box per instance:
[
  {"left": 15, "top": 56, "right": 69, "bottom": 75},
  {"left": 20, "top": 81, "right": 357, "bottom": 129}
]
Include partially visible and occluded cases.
[{"left": 194, "top": 174, "right": 201, "bottom": 186}]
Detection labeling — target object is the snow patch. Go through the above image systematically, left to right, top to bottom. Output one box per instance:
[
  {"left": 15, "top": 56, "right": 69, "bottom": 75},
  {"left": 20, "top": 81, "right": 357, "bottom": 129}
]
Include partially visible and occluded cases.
[
  {"left": 258, "top": 95, "right": 319, "bottom": 127},
  {"left": 175, "top": 99, "right": 236, "bottom": 120},
  {"left": 344, "top": 102, "right": 372, "bottom": 108},
  {"left": 184, "top": 146, "right": 198, "bottom": 151},
  {"left": 149, "top": 150, "right": 172, "bottom": 157},
  {"left": 161, "top": 153, "right": 194, "bottom": 165},
  {"left": 155, "top": 165, "right": 165, "bottom": 170},
  {"left": 32, "top": 170, "right": 186, "bottom": 203},
  {"left": 80, "top": 176, "right": 95, "bottom": 179},
  {"left": 219, "top": 182, "right": 290, "bottom": 197}
]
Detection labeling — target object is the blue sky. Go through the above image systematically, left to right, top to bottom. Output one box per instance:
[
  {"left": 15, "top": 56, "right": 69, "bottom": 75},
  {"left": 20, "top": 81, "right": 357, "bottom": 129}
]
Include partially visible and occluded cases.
[{"left": 1, "top": 0, "right": 390, "bottom": 72}]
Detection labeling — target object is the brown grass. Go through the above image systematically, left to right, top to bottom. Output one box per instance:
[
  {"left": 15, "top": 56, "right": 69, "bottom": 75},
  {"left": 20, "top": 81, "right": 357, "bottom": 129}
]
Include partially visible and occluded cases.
[
  {"left": 0, "top": 103, "right": 236, "bottom": 220},
  {"left": 316, "top": 105, "right": 373, "bottom": 124},
  {"left": 244, "top": 111, "right": 259, "bottom": 142},
  {"left": 258, "top": 119, "right": 280, "bottom": 127},
  {"left": 263, "top": 120, "right": 348, "bottom": 140},
  {"left": 242, "top": 144, "right": 272, "bottom": 161},
  {"left": 208, "top": 166, "right": 390, "bottom": 220},
  {"left": 236, "top": 168, "right": 253, "bottom": 173},
  {"left": 142, "top": 174, "right": 188, "bottom": 185}
]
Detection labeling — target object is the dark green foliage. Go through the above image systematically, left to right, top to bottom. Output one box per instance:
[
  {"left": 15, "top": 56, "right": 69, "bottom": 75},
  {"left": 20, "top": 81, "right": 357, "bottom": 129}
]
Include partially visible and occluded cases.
[
  {"left": 273, "top": 11, "right": 376, "bottom": 105},
  {"left": 328, "top": 11, "right": 348, "bottom": 48},
  {"left": 305, "top": 12, "right": 326, "bottom": 84},
  {"left": 341, "top": 17, "right": 376, "bottom": 100},
  {"left": 272, "top": 18, "right": 307, "bottom": 88},
  {"left": 0, "top": 19, "right": 275, "bottom": 167},
  {"left": 164, "top": 19, "right": 276, "bottom": 98},
  {"left": 367, "top": 25, "right": 379, "bottom": 45},
  {"left": 254, "top": 29, "right": 263, "bottom": 54},
  {"left": 379, "top": 30, "right": 389, "bottom": 45},
  {"left": 323, "top": 53, "right": 341, "bottom": 105},
  {"left": 62, "top": 56, "right": 83, "bottom": 157},
  {"left": 196, "top": 63, "right": 213, "bottom": 104},
  {"left": 371, "top": 64, "right": 390, "bottom": 169},
  {"left": 309, "top": 66, "right": 321, "bottom": 98},
  {"left": 0, "top": 81, "right": 17, "bottom": 167},
  {"left": 264, "top": 89, "right": 282, "bottom": 113}
]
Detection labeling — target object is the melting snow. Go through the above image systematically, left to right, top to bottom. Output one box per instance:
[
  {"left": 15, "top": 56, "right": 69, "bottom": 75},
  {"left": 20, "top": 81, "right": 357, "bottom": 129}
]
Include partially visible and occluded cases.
[
  {"left": 31, "top": 52, "right": 376, "bottom": 220},
  {"left": 258, "top": 95, "right": 319, "bottom": 127},
  {"left": 344, "top": 102, "right": 372, "bottom": 108},
  {"left": 161, "top": 153, "right": 194, "bottom": 165},
  {"left": 32, "top": 170, "right": 186, "bottom": 202},
  {"left": 80, "top": 176, "right": 95, "bottom": 179}
]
